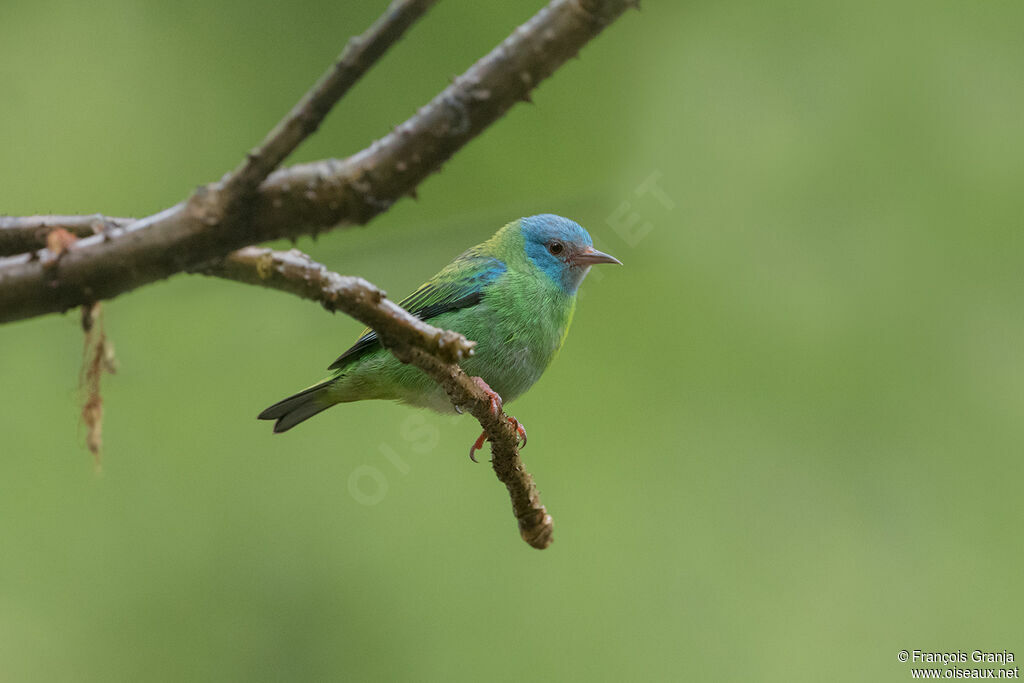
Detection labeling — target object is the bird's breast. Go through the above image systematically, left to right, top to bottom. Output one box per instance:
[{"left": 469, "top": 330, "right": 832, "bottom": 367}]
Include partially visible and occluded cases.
[{"left": 462, "top": 275, "right": 575, "bottom": 403}]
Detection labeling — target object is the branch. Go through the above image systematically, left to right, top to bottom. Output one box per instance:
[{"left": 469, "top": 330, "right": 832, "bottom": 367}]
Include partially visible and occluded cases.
[
  {"left": 0, "top": 0, "right": 635, "bottom": 323},
  {"left": 0, "top": 0, "right": 635, "bottom": 548},
  {"left": 219, "top": 0, "right": 438, "bottom": 205},
  {"left": 0, "top": 215, "right": 131, "bottom": 256},
  {"left": 0, "top": 220, "right": 555, "bottom": 547},
  {"left": 202, "top": 247, "right": 554, "bottom": 549},
  {"left": 202, "top": 247, "right": 475, "bottom": 364}
]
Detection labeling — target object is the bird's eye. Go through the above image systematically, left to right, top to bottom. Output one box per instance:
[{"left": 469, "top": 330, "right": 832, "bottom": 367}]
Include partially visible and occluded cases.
[{"left": 547, "top": 241, "right": 564, "bottom": 256}]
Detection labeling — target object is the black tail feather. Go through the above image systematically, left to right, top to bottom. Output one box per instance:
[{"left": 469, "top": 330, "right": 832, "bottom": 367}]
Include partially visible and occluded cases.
[{"left": 258, "top": 380, "right": 334, "bottom": 433}]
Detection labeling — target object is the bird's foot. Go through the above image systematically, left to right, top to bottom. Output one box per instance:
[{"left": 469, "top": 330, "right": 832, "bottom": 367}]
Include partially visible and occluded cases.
[
  {"left": 471, "top": 376, "right": 503, "bottom": 416},
  {"left": 465, "top": 377, "right": 527, "bottom": 462},
  {"left": 508, "top": 416, "right": 528, "bottom": 448},
  {"left": 468, "top": 418, "right": 528, "bottom": 462}
]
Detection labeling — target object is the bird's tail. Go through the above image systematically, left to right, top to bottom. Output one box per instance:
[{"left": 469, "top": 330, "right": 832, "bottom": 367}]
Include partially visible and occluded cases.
[{"left": 257, "top": 379, "right": 336, "bottom": 433}]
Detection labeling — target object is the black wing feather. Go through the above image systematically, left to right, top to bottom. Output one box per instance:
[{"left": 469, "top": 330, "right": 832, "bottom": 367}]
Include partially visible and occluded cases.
[{"left": 327, "top": 256, "right": 503, "bottom": 371}]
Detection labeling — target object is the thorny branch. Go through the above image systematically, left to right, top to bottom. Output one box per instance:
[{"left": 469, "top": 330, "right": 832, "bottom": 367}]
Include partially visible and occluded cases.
[{"left": 0, "top": 0, "right": 636, "bottom": 549}]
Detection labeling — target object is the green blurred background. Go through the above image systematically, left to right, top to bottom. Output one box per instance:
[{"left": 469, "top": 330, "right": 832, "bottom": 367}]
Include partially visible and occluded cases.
[{"left": 2, "top": 1, "right": 1022, "bottom": 681}]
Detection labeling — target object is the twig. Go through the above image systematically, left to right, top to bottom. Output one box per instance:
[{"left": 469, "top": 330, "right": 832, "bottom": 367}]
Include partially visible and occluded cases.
[
  {"left": 0, "top": 0, "right": 635, "bottom": 323},
  {"left": 0, "top": 0, "right": 436, "bottom": 317},
  {"left": 219, "top": 0, "right": 438, "bottom": 205},
  {"left": 202, "top": 247, "right": 553, "bottom": 548},
  {"left": 202, "top": 247, "right": 475, "bottom": 365}
]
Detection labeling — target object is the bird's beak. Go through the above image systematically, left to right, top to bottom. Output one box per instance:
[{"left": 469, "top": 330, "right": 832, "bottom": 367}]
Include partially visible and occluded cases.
[{"left": 574, "top": 246, "right": 623, "bottom": 266}]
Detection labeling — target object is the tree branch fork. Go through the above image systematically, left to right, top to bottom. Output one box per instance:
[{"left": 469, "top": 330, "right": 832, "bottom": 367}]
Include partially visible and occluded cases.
[{"left": 0, "top": 0, "right": 636, "bottom": 549}]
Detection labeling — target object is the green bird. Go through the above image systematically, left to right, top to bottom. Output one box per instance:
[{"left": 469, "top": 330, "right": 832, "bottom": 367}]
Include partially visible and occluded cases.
[{"left": 258, "top": 214, "right": 621, "bottom": 458}]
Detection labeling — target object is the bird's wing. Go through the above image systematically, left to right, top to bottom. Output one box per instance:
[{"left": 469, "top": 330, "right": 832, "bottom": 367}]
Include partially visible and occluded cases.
[{"left": 327, "top": 254, "right": 506, "bottom": 371}]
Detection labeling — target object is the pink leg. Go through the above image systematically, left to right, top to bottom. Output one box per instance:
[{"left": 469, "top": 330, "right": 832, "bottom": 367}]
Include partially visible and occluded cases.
[
  {"left": 472, "top": 376, "right": 503, "bottom": 416},
  {"left": 466, "top": 377, "right": 528, "bottom": 462}
]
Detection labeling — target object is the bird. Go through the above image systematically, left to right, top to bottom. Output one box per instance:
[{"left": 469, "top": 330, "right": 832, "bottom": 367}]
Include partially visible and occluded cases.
[{"left": 257, "top": 214, "right": 621, "bottom": 460}]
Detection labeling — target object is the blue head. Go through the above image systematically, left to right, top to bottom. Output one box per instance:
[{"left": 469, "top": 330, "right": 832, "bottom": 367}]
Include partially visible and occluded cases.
[{"left": 519, "top": 214, "right": 621, "bottom": 294}]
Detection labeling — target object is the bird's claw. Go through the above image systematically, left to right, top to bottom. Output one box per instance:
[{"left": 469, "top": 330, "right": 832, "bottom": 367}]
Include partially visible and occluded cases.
[
  {"left": 471, "top": 376, "right": 503, "bottom": 417},
  {"left": 466, "top": 377, "right": 526, "bottom": 461},
  {"left": 468, "top": 416, "right": 528, "bottom": 462},
  {"left": 509, "top": 416, "right": 528, "bottom": 448},
  {"left": 469, "top": 430, "right": 488, "bottom": 463}
]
